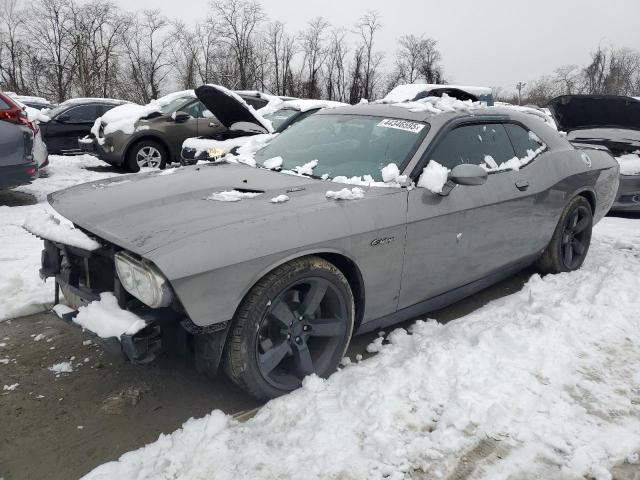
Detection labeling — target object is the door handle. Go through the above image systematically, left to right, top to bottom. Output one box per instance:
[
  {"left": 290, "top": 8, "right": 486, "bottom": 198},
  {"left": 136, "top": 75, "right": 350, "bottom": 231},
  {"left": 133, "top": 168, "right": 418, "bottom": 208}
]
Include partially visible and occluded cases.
[{"left": 515, "top": 179, "right": 529, "bottom": 191}]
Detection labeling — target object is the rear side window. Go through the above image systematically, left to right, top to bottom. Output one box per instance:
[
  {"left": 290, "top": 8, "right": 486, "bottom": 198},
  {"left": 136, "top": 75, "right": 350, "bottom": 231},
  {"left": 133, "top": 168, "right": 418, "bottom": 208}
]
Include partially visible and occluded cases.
[
  {"left": 0, "top": 98, "right": 10, "bottom": 110},
  {"left": 63, "top": 105, "right": 98, "bottom": 122},
  {"left": 430, "top": 123, "right": 515, "bottom": 169},
  {"left": 504, "top": 124, "right": 545, "bottom": 158}
]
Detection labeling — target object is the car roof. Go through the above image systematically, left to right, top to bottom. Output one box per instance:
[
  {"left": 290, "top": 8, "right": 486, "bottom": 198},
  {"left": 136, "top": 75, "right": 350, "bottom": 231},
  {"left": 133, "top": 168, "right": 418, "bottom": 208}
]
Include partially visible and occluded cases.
[
  {"left": 59, "top": 97, "right": 128, "bottom": 107},
  {"left": 315, "top": 102, "right": 552, "bottom": 130}
]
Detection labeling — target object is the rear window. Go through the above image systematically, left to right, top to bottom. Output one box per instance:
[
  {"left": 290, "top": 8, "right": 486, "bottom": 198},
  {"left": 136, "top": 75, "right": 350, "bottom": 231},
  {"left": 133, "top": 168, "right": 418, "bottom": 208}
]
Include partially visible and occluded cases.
[{"left": 255, "top": 114, "right": 428, "bottom": 181}]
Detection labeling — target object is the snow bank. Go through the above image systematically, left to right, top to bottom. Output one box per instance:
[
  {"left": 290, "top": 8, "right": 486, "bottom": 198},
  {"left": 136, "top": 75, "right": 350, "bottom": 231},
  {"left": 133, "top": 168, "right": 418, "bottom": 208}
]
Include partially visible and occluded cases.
[
  {"left": 91, "top": 90, "right": 195, "bottom": 139},
  {"left": 616, "top": 153, "right": 640, "bottom": 175},
  {"left": 0, "top": 155, "right": 134, "bottom": 322},
  {"left": 417, "top": 160, "right": 449, "bottom": 193},
  {"left": 325, "top": 187, "right": 365, "bottom": 200},
  {"left": 207, "top": 190, "right": 263, "bottom": 202},
  {"left": 23, "top": 209, "right": 101, "bottom": 251},
  {"left": 82, "top": 219, "right": 640, "bottom": 480},
  {"left": 74, "top": 293, "right": 146, "bottom": 339}
]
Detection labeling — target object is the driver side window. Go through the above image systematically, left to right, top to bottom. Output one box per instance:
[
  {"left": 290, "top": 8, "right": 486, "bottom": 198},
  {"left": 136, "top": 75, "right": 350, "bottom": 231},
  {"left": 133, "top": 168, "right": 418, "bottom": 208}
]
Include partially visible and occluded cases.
[
  {"left": 182, "top": 101, "right": 208, "bottom": 119},
  {"left": 63, "top": 105, "right": 98, "bottom": 123},
  {"left": 430, "top": 123, "right": 516, "bottom": 170}
]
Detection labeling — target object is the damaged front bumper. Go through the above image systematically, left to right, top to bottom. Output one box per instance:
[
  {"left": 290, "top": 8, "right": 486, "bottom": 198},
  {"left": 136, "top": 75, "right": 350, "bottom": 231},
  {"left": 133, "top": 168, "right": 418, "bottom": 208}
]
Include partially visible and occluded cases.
[{"left": 39, "top": 238, "right": 172, "bottom": 363}]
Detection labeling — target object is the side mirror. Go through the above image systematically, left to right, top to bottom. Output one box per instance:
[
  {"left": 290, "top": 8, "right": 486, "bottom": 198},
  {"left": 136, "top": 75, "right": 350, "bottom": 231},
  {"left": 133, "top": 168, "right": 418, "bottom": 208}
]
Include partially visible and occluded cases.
[
  {"left": 173, "top": 111, "right": 191, "bottom": 123},
  {"left": 449, "top": 164, "right": 488, "bottom": 186}
]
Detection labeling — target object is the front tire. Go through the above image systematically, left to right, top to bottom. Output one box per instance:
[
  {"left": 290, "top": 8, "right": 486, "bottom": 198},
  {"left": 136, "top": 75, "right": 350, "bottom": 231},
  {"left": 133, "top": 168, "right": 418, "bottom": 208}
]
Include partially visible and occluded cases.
[
  {"left": 125, "top": 140, "right": 167, "bottom": 172},
  {"left": 537, "top": 196, "right": 593, "bottom": 274},
  {"left": 224, "top": 256, "right": 355, "bottom": 400}
]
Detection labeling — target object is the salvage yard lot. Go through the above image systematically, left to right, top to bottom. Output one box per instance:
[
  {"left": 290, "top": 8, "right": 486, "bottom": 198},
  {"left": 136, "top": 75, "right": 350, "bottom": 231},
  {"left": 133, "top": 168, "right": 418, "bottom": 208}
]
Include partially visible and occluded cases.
[{"left": 1, "top": 155, "right": 639, "bottom": 479}]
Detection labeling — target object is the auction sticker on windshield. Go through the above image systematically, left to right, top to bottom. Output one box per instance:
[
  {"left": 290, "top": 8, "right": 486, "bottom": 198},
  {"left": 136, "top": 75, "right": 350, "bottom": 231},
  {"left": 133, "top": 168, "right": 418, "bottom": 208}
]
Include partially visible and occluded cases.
[{"left": 377, "top": 118, "right": 425, "bottom": 134}]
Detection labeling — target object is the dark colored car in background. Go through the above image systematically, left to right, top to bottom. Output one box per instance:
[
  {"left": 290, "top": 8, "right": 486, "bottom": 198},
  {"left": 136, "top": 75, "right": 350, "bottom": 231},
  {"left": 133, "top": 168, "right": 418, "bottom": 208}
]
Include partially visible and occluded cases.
[
  {"left": 382, "top": 83, "right": 495, "bottom": 106},
  {"left": 87, "top": 89, "right": 282, "bottom": 172},
  {"left": 549, "top": 95, "right": 640, "bottom": 212},
  {"left": 40, "top": 98, "right": 127, "bottom": 155},
  {"left": 0, "top": 118, "right": 36, "bottom": 190}
]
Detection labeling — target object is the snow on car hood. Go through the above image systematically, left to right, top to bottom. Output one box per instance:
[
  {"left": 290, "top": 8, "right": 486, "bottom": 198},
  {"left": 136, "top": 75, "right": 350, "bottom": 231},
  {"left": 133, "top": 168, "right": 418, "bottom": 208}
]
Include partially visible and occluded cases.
[
  {"left": 195, "top": 85, "right": 273, "bottom": 134},
  {"left": 548, "top": 95, "right": 640, "bottom": 133},
  {"left": 47, "top": 164, "right": 333, "bottom": 256}
]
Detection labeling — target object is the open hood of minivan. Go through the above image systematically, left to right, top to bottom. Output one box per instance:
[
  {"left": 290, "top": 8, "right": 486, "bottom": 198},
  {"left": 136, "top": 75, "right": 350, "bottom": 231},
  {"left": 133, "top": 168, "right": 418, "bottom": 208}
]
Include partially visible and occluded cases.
[
  {"left": 195, "top": 85, "right": 273, "bottom": 134},
  {"left": 548, "top": 95, "right": 640, "bottom": 133}
]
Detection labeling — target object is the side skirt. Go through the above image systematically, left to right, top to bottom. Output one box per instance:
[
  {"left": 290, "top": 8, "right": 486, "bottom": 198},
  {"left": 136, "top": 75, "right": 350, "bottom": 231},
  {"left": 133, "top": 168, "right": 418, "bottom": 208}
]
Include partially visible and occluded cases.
[{"left": 355, "top": 256, "right": 536, "bottom": 335}]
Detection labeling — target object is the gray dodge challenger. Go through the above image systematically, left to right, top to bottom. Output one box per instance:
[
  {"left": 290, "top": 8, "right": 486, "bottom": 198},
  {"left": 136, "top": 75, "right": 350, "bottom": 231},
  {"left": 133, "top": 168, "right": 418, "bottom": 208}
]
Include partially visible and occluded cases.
[{"left": 37, "top": 98, "right": 619, "bottom": 399}]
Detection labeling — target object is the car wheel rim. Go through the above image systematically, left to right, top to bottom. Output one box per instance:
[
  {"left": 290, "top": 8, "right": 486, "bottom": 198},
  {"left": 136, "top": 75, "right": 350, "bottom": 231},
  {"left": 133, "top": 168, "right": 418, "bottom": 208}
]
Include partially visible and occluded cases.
[
  {"left": 136, "top": 146, "right": 162, "bottom": 168},
  {"left": 560, "top": 205, "right": 591, "bottom": 270},
  {"left": 256, "top": 277, "right": 348, "bottom": 390}
]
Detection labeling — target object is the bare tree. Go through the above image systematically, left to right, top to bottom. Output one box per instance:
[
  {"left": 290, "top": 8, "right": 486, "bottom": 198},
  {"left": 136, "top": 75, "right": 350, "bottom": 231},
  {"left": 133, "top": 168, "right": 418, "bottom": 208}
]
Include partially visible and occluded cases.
[
  {"left": 0, "top": 0, "right": 28, "bottom": 92},
  {"left": 28, "top": 0, "right": 76, "bottom": 102},
  {"left": 69, "top": 0, "right": 128, "bottom": 98},
  {"left": 211, "top": 0, "right": 264, "bottom": 89},
  {"left": 122, "top": 10, "right": 172, "bottom": 103},
  {"left": 353, "top": 10, "right": 383, "bottom": 100},
  {"left": 299, "top": 17, "right": 329, "bottom": 98},
  {"left": 265, "top": 21, "right": 297, "bottom": 96},
  {"left": 171, "top": 22, "right": 200, "bottom": 90},
  {"left": 324, "top": 28, "right": 348, "bottom": 101}
]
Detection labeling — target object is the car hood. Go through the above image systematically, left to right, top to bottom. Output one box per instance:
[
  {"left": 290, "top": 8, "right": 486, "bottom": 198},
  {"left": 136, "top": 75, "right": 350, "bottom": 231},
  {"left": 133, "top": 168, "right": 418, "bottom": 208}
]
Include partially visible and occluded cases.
[
  {"left": 196, "top": 85, "right": 272, "bottom": 134},
  {"left": 548, "top": 95, "right": 640, "bottom": 133},
  {"left": 47, "top": 164, "right": 365, "bottom": 256}
]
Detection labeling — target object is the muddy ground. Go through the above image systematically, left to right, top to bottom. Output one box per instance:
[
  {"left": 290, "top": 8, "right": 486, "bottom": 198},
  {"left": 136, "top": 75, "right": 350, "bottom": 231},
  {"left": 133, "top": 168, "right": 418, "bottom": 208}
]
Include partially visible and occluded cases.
[{"left": 0, "top": 270, "right": 534, "bottom": 480}]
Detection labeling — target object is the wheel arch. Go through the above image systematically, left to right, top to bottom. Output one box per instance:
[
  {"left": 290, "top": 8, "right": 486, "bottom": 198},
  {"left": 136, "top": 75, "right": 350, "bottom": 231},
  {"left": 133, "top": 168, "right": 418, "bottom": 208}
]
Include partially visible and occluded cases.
[
  {"left": 124, "top": 134, "right": 172, "bottom": 163},
  {"left": 575, "top": 188, "right": 596, "bottom": 214},
  {"left": 234, "top": 249, "right": 366, "bottom": 332}
]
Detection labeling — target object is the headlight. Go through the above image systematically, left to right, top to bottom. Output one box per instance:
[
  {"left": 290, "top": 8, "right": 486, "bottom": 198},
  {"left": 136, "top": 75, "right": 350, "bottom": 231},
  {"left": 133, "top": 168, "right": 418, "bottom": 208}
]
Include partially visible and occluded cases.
[{"left": 114, "top": 251, "right": 173, "bottom": 308}]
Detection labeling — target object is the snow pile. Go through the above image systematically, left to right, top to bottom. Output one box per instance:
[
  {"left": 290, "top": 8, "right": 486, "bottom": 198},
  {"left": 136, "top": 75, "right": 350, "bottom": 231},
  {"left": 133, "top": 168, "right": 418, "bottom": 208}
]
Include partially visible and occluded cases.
[
  {"left": 383, "top": 84, "right": 492, "bottom": 104},
  {"left": 91, "top": 90, "right": 195, "bottom": 139},
  {"left": 393, "top": 93, "right": 481, "bottom": 114},
  {"left": 260, "top": 98, "right": 348, "bottom": 116},
  {"left": 494, "top": 102, "right": 558, "bottom": 130},
  {"left": 183, "top": 134, "right": 274, "bottom": 159},
  {"left": 616, "top": 153, "right": 640, "bottom": 175},
  {"left": 0, "top": 155, "right": 131, "bottom": 322},
  {"left": 263, "top": 156, "right": 283, "bottom": 170},
  {"left": 293, "top": 159, "right": 318, "bottom": 176},
  {"left": 417, "top": 160, "right": 450, "bottom": 193},
  {"left": 380, "top": 163, "right": 408, "bottom": 185},
  {"left": 326, "top": 187, "right": 365, "bottom": 200},
  {"left": 207, "top": 190, "right": 263, "bottom": 202},
  {"left": 270, "top": 194, "right": 290, "bottom": 203},
  {"left": 23, "top": 209, "right": 101, "bottom": 251},
  {"left": 82, "top": 219, "right": 640, "bottom": 480},
  {"left": 74, "top": 293, "right": 146, "bottom": 339},
  {"left": 49, "top": 361, "right": 73, "bottom": 374},
  {"left": 3, "top": 383, "right": 19, "bottom": 391}
]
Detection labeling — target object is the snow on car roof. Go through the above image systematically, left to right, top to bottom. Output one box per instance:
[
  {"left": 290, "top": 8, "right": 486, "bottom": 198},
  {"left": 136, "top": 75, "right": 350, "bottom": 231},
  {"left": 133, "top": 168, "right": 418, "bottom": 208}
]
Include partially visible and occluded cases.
[
  {"left": 383, "top": 83, "right": 493, "bottom": 103},
  {"left": 6, "top": 93, "right": 51, "bottom": 105},
  {"left": 59, "top": 97, "right": 128, "bottom": 106}
]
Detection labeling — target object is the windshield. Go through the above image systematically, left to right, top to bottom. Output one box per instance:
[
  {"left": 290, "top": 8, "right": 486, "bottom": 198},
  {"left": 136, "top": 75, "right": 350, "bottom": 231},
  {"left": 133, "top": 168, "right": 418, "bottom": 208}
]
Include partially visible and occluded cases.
[
  {"left": 159, "top": 97, "right": 193, "bottom": 115},
  {"left": 264, "top": 108, "right": 299, "bottom": 130},
  {"left": 254, "top": 114, "right": 428, "bottom": 181}
]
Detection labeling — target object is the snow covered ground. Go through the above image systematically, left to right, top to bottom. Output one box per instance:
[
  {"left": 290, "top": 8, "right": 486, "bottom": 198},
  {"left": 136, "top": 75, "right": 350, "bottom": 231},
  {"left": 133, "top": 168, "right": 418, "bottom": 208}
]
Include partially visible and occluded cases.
[
  {"left": 2, "top": 153, "right": 639, "bottom": 480},
  {"left": 0, "top": 155, "right": 130, "bottom": 321},
  {"left": 81, "top": 218, "right": 640, "bottom": 480}
]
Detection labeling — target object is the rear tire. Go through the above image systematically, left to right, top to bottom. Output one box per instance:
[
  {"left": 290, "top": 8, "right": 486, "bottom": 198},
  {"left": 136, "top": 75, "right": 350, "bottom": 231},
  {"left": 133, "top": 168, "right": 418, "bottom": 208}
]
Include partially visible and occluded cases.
[
  {"left": 125, "top": 140, "right": 167, "bottom": 172},
  {"left": 537, "top": 196, "right": 593, "bottom": 274},
  {"left": 223, "top": 256, "right": 355, "bottom": 400}
]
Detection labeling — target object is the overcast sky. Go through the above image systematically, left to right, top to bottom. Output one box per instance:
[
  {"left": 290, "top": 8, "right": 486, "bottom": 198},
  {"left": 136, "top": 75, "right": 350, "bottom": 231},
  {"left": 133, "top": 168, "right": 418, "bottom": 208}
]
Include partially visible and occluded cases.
[{"left": 113, "top": 0, "right": 639, "bottom": 94}]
